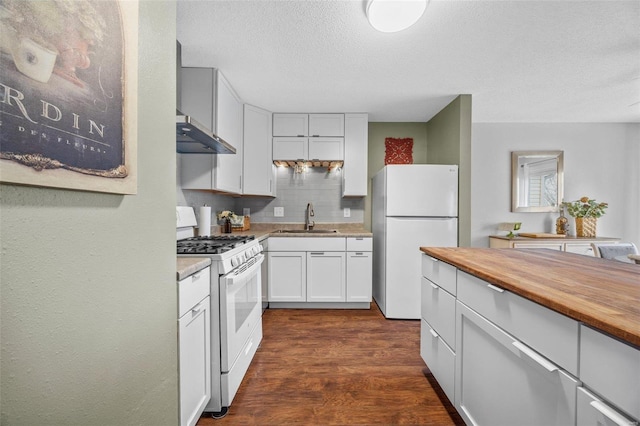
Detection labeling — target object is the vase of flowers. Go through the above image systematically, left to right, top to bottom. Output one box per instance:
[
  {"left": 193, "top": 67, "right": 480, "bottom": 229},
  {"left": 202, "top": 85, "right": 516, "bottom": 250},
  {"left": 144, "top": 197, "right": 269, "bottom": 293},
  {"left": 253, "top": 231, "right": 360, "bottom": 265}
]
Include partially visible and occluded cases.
[
  {"left": 562, "top": 197, "right": 608, "bottom": 237},
  {"left": 217, "top": 210, "right": 237, "bottom": 234}
]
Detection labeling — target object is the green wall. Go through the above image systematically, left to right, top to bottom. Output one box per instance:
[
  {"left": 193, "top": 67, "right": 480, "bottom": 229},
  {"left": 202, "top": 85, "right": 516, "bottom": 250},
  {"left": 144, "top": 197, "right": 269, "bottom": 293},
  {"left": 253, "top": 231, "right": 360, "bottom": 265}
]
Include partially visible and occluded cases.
[
  {"left": 0, "top": 2, "right": 179, "bottom": 424},
  {"left": 426, "top": 95, "right": 472, "bottom": 246},
  {"left": 364, "top": 96, "right": 472, "bottom": 246},
  {"left": 365, "top": 122, "right": 428, "bottom": 230}
]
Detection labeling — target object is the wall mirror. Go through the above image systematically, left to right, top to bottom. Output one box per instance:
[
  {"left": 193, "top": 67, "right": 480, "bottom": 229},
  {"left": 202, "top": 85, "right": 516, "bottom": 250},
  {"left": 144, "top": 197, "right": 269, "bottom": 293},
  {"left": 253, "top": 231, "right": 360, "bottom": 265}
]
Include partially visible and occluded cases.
[{"left": 511, "top": 151, "right": 564, "bottom": 212}]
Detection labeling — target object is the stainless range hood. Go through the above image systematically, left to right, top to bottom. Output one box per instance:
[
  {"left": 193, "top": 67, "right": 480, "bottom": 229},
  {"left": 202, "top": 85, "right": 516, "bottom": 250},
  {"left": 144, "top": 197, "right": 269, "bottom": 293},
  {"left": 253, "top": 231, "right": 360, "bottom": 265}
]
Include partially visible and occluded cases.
[
  {"left": 176, "top": 40, "right": 235, "bottom": 155},
  {"left": 176, "top": 112, "right": 236, "bottom": 154}
]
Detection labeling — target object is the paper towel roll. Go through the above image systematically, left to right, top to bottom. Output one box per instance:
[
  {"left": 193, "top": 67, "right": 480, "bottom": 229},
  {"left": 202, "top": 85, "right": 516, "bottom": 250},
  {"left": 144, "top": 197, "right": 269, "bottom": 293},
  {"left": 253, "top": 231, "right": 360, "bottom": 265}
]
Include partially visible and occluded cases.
[{"left": 198, "top": 206, "right": 211, "bottom": 236}]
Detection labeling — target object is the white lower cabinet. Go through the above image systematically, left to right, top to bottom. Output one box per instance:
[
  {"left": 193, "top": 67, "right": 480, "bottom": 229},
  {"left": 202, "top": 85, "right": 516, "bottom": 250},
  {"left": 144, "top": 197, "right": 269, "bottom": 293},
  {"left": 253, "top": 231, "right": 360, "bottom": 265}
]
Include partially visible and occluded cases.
[
  {"left": 268, "top": 237, "right": 371, "bottom": 306},
  {"left": 267, "top": 251, "right": 306, "bottom": 302},
  {"left": 307, "top": 251, "right": 346, "bottom": 302},
  {"left": 346, "top": 251, "right": 372, "bottom": 302},
  {"left": 420, "top": 255, "right": 457, "bottom": 403},
  {"left": 421, "top": 257, "right": 639, "bottom": 425},
  {"left": 178, "top": 267, "right": 211, "bottom": 426},
  {"left": 421, "top": 277, "right": 456, "bottom": 348},
  {"left": 455, "top": 301, "right": 578, "bottom": 426},
  {"left": 420, "top": 319, "right": 455, "bottom": 403},
  {"left": 579, "top": 325, "right": 640, "bottom": 421},
  {"left": 577, "top": 387, "right": 638, "bottom": 426}
]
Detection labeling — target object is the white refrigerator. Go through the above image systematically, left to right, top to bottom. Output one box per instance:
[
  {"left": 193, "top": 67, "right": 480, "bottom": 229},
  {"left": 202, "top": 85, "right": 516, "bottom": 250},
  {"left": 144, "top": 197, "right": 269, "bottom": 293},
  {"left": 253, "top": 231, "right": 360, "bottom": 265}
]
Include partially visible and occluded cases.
[{"left": 372, "top": 165, "right": 458, "bottom": 319}]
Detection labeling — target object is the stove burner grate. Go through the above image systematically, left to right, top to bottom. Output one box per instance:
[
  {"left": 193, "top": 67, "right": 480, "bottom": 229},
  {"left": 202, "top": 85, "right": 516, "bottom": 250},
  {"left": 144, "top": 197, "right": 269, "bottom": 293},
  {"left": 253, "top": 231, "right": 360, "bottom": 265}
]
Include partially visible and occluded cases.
[{"left": 177, "top": 235, "right": 256, "bottom": 255}]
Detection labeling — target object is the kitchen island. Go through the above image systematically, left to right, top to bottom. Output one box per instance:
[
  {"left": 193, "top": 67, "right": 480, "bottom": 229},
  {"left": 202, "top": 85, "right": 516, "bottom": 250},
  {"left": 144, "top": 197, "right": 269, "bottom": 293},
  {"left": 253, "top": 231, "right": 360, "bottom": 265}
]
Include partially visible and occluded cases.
[{"left": 418, "top": 247, "right": 639, "bottom": 426}]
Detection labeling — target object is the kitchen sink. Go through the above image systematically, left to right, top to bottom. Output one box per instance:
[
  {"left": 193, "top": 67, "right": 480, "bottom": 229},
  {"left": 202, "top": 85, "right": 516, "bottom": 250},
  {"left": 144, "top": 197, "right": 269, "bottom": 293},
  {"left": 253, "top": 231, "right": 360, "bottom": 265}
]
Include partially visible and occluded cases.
[{"left": 273, "top": 229, "right": 339, "bottom": 234}]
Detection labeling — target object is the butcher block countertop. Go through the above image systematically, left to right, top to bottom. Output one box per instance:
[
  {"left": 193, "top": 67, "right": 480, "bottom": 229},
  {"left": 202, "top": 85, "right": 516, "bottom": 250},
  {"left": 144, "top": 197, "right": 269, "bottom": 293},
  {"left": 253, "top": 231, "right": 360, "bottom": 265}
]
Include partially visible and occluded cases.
[{"left": 419, "top": 247, "right": 640, "bottom": 347}]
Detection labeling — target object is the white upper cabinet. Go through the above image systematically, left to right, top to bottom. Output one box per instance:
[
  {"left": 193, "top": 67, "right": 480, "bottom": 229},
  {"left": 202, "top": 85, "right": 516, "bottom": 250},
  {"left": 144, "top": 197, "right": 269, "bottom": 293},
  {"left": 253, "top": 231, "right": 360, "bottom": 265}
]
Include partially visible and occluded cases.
[
  {"left": 179, "top": 68, "right": 242, "bottom": 194},
  {"left": 215, "top": 71, "right": 243, "bottom": 194},
  {"left": 243, "top": 104, "right": 275, "bottom": 196},
  {"left": 272, "top": 113, "right": 345, "bottom": 161},
  {"left": 342, "top": 113, "right": 368, "bottom": 197},
  {"left": 272, "top": 114, "right": 309, "bottom": 137},
  {"left": 273, "top": 114, "right": 344, "bottom": 137},
  {"left": 308, "top": 114, "right": 344, "bottom": 137},
  {"left": 272, "top": 137, "right": 308, "bottom": 160},
  {"left": 308, "top": 137, "right": 343, "bottom": 160}
]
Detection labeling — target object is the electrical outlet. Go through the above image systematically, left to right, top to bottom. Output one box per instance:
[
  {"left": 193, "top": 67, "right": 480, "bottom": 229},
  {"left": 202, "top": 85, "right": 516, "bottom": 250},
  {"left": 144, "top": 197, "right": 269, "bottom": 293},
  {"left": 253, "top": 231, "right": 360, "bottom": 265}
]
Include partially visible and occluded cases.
[
  {"left": 274, "top": 207, "right": 284, "bottom": 217},
  {"left": 344, "top": 207, "right": 351, "bottom": 218}
]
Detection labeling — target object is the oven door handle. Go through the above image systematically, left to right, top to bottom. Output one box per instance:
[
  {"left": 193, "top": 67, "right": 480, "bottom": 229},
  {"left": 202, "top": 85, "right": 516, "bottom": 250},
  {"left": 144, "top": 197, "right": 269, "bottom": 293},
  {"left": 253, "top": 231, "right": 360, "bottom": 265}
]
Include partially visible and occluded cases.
[{"left": 225, "top": 253, "right": 264, "bottom": 285}]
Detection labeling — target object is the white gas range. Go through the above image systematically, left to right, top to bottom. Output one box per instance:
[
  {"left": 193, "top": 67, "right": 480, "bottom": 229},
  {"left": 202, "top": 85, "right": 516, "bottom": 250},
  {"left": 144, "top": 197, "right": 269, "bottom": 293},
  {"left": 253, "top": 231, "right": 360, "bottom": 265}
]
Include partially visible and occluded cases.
[{"left": 177, "top": 207, "right": 264, "bottom": 417}]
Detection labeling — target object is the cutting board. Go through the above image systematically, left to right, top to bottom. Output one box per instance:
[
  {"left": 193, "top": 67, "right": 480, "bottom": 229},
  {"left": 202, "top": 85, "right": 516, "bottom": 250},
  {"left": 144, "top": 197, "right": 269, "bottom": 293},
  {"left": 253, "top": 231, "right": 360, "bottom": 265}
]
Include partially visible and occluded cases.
[{"left": 518, "top": 232, "right": 566, "bottom": 238}]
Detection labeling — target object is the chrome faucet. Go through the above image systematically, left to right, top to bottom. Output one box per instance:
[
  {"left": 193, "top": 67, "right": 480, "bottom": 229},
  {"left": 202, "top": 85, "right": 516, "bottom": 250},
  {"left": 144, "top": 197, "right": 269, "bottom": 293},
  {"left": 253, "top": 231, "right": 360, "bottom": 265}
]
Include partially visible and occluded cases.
[{"left": 305, "top": 203, "right": 315, "bottom": 230}]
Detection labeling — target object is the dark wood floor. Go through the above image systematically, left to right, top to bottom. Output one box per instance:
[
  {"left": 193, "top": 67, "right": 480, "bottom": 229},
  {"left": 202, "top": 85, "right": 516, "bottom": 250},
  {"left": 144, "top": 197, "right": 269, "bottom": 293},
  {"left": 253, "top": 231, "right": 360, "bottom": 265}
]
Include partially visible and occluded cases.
[{"left": 197, "top": 304, "right": 464, "bottom": 425}]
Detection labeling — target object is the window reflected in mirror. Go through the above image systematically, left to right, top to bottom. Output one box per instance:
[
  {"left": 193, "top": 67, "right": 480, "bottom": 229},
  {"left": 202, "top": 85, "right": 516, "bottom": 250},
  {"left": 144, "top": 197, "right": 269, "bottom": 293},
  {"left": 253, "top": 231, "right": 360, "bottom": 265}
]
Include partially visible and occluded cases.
[{"left": 511, "top": 151, "right": 564, "bottom": 213}]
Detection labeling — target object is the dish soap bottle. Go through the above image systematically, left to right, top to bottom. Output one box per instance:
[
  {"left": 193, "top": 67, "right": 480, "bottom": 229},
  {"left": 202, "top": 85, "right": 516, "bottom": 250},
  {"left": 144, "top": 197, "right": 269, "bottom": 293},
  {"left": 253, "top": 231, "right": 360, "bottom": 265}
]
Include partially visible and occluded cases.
[{"left": 556, "top": 202, "right": 568, "bottom": 235}]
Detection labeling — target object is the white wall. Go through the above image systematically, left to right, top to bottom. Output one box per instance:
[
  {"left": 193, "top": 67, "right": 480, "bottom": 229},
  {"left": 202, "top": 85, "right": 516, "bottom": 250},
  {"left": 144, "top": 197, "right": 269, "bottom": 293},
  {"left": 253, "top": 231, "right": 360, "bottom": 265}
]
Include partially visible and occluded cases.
[
  {"left": 0, "top": 2, "right": 179, "bottom": 424},
  {"left": 471, "top": 123, "right": 640, "bottom": 248}
]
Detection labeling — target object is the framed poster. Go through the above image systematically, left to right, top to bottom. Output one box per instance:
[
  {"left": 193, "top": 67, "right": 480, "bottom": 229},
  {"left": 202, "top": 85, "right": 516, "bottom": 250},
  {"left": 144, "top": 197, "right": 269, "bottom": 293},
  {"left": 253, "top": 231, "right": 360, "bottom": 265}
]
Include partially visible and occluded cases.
[{"left": 0, "top": 0, "right": 138, "bottom": 194}]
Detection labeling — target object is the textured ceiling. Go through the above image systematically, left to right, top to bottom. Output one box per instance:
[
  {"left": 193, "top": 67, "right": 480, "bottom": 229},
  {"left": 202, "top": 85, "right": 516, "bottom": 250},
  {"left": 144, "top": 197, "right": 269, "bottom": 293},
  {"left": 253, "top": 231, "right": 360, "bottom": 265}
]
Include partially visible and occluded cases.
[{"left": 177, "top": 0, "right": 640, "bottom": 123}]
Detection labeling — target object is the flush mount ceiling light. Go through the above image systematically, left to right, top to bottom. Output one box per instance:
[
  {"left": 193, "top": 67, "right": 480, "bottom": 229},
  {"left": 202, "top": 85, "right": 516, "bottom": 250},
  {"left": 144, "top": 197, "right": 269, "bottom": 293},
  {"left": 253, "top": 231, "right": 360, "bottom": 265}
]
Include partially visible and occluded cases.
[{"left": 366, "top": 0, "right": 428, "bottom": 33}]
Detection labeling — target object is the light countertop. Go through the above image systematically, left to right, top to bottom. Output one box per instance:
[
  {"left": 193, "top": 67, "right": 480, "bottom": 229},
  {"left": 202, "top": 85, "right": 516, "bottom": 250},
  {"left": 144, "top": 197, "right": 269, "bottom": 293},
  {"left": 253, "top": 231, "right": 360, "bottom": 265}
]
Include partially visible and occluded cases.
[
  {"left": 197, "top": 223, "right": 372, "bottom": 239},
  {"left": 178, "top": 224, "right": 372, "bottom": 279},
  {"left": 176, "top": 257, "right": 211, "bottom": 281}
]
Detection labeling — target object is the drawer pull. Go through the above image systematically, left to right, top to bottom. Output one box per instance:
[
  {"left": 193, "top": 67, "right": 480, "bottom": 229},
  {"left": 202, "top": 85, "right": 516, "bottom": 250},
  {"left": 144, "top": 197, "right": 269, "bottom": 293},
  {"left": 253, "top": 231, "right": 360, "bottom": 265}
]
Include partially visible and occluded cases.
[
  {"left": 430, "top": 257, "right": 439, "bottom": 262},
  {"left": 191, "top": 272, "right": 201, "bottom": 280},
  {"left": 430, "top": 282, "right": 439, "bottom": 290},
  {"left": 487, "top": 283, "right": 504, "bottom": 293},
  {"left": 191, "top": 303, "right": 203, "bottom": 314},
  {"left": 429, "top": 328, "right": 439, "bottom": 338},
  {"left": 245, "top": 339, "right": 254, "bottom": 355},
  {"left": 512, "top": 341, "right": 557, "bottom": 372},
  {"left": 589, "top": 400, "right": 636, "bottom": 426}
]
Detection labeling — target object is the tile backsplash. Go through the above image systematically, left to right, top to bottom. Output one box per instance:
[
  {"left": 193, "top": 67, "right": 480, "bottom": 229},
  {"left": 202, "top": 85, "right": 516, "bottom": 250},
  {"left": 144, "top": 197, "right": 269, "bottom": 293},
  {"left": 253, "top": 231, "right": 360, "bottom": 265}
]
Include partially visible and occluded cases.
[
  {"left": 179, "top": 166, "right": 364, "bottom": 226},
  {"left": 236, "top": 167, "right": 364, "bottom": 223}
]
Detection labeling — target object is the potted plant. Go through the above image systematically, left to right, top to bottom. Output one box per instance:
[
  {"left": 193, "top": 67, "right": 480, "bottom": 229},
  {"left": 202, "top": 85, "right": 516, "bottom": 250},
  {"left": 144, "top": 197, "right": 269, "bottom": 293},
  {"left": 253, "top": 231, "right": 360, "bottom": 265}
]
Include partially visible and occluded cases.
[{"left": 562, "top": 197, "right": 608, "bottom": 237}]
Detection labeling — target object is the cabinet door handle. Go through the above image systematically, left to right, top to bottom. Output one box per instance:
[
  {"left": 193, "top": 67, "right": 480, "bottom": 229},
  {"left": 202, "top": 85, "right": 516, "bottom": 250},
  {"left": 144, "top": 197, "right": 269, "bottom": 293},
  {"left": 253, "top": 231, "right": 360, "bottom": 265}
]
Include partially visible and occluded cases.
[
  {"left": 310, "top": 252, "right": 324, "bottom": 256},
  {"left": 430, "top": 257, "right": 439, "bottom": 262},
  {"left": 191, "top": 272, "right": 201, "bottom": 281},
  {"left": 430, "top": 282, "right": 439, "bottom": 290},
  {"left": 487, "top": 283, "right": 504, "bottom": 293},
  {"left": 191, "top": 303, "right": 203, "bottom": 314},
  {"left": 429, "top": 328, "right": 439, "bottom": 338},
  {"left": 245, "top": 339, "right": 254, "bottom": 355},
  {"left": 512, "top": 341, "right": 558, "bottom": 372},
  {"left": 589, "top": 400, "right": 635, "bottom": 426}
]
